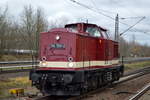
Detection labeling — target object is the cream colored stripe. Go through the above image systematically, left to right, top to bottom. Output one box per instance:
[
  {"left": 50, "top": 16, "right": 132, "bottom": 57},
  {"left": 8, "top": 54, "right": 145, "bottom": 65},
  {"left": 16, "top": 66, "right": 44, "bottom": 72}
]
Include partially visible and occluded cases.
[{"left": 39, "top": 60, "right": 119, "bottom": 68}]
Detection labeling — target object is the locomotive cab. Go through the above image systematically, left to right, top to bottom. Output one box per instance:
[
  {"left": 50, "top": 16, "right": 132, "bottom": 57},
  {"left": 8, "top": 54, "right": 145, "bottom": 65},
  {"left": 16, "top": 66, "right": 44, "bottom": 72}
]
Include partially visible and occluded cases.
[
  {"left": 30, "top": 23, "right": 124, "bottom": 96},
  {"left": 65, "top": 23, "right": 109, "bottom": 39}
]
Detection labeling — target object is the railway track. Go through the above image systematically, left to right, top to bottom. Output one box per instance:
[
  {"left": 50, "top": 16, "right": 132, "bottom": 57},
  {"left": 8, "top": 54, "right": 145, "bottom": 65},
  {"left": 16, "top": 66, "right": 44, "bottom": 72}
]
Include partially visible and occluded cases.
[
  {"left": 0, "top": 65, "right": 37, "bottom": 74},
  {"left": 123, "top": 66, "right": 150, "bottom": 77},
  {"left": 33, "top": 67, "right": 150, "bottom": 100},
  {"left": 128, "top": 83, "right": 150, "bottom": 100}
]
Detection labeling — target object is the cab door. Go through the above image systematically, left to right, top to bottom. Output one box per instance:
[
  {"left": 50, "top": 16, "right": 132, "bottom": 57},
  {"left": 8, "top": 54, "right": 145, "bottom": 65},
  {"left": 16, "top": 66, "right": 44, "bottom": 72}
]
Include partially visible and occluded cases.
[{"left": 102, "top": 31, "right": 109, "bottom": 64}]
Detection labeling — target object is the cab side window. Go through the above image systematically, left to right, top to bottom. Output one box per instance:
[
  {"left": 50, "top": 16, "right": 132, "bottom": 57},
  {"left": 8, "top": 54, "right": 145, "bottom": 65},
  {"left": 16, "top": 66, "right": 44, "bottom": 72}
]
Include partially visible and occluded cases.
[
  {"left": 86, "top": 27, "right": 101, "bottom": 37},
  {"left": 101, "top": 31, "right": 108, "bottom": 39}
]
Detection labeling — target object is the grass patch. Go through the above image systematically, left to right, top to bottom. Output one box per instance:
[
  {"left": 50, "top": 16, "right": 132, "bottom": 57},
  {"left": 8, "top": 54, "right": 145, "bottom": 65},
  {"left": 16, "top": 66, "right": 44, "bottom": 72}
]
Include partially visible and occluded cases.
[
  {"left": 125, "top": 61, "right": 150, "bottom": 70},
  {"left": 0, "top": 77, "right": 31, "bottom": 98}
]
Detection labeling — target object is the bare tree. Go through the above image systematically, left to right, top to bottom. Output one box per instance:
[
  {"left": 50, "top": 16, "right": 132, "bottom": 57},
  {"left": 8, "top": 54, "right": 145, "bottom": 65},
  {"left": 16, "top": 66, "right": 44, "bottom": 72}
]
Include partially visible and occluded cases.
[
  {"left": 20, "top": 5, "right": 48, "bottom": 59},
  {"left": 21, "top": 5, "right": 35, "bottom": 53},
  {"left": 0, "top": 7, "right": 10, "bottom": 55},
  {"left": 35, "top": 8, "right": 48, "bottom": 55}
]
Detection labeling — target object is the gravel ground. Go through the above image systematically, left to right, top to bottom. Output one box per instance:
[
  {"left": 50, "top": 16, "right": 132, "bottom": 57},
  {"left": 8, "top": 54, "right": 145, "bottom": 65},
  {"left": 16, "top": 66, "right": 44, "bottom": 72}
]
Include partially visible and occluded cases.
[{"left": 83, "top": 73, "right": 150, "bottom": 100}]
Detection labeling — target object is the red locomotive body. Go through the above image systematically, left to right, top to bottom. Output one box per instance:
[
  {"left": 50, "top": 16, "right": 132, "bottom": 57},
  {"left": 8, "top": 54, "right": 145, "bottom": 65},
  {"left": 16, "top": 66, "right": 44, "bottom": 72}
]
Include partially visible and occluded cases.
[{"left": 30, "top": 23, "right": 124, "bottom": 96}]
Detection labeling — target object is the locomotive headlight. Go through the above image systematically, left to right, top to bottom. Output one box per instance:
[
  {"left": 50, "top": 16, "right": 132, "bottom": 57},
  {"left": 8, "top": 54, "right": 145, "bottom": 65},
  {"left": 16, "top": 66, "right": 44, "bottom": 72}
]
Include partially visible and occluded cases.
[
  {"left": 56, "top": 35, "right": 60, "bottom": 40},
  {"left": 41, "top": 62, "right": 47, "bottom": 67},
  {"left": 68, "top": 62, "right": 74, "bottom": 67}
]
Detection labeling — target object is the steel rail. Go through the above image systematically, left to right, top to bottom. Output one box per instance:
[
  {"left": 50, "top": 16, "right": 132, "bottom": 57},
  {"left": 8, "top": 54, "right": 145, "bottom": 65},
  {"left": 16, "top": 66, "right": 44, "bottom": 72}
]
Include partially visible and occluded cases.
[
  {"left": 122, "top": 57, "right": 150, "bottom": 64},
  {"left": 0, "top": 61, "right": 39, "bottom": 64},
  {"left": 0, "top": 65, "right": 37, "bottom": 69},
  {"left": 0, "top": 65, "right": 37, "bottom": 74},
  {"left": 123, "top": 66, "right": 150, "bottom": 77},
  {"left": 115, "top": 71, "right": 149, "bottom": 85},
  {"left": 128, "top": 83, "right": 150, "bottom": 100}
]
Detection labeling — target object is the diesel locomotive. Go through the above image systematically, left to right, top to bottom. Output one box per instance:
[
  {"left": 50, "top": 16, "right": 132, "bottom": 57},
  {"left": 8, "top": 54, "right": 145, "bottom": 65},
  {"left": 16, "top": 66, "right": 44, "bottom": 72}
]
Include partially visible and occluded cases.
[{"left": 30, "top": 23, "right": 124, "bottom": 96}]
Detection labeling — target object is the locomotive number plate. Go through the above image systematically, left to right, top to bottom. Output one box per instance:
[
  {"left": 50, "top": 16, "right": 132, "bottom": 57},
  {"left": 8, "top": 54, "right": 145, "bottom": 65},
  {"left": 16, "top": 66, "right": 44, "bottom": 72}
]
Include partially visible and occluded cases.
[{"left": 50, "top": 43, "right": 65, "bottom": 49}]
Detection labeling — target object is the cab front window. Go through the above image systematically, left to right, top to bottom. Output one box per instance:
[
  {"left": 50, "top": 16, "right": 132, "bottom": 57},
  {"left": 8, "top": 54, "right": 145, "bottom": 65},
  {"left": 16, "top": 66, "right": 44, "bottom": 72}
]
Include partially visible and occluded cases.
[
  {"left": 65, "top": 25, "right": 78, "bottom": 33},
  {"left": 86, "top": 26, "right": 101, "bottom": 37}
]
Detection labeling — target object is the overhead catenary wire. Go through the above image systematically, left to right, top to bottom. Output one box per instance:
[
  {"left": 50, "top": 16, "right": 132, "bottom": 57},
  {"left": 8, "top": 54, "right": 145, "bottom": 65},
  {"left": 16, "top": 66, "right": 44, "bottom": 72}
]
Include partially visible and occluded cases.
[
  {"left": 69, "top": 0, "right": 148, "bottom": 35},
  {"left": 69, "top": 0, "right": 137, "bottom": 26},
  {"left": 70, "top": 0, "right": 115, "bottom": 20},
  {"left": 89, "top": 0, "right": 150, "bottom": 36},
  {"left": 90, "top": 0, "right": 117, "bottom": 14},
  {"left": 90, "top": 0, "right": 144, "bottom": 20},
  {"left": 90, "top": 0, "right": 148, "bottom": 35},
  {"left": 107, "top": 0, "right": 150, "bottom": 34},
  {"left": 108, "top": 0, "right": 139, "bottom": 17},
  {"left": 120, "top": 16, "right": 146, "bottom": 36},
  {"left": 120, "top": 16, "right": 146, "bottom": 20}
]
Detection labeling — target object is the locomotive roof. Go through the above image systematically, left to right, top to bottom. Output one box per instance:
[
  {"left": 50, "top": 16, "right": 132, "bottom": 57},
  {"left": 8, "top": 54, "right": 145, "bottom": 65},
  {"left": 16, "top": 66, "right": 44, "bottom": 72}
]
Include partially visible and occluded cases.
[{"left": 65, "top": 23, "right": 107, "bottom": 31}]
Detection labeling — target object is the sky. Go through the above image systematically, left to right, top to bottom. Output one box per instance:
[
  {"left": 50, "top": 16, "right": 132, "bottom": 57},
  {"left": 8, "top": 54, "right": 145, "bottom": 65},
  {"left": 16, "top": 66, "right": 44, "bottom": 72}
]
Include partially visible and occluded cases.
[{"left": 0, "top": 0, "right": 150, "bottom": 45}]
